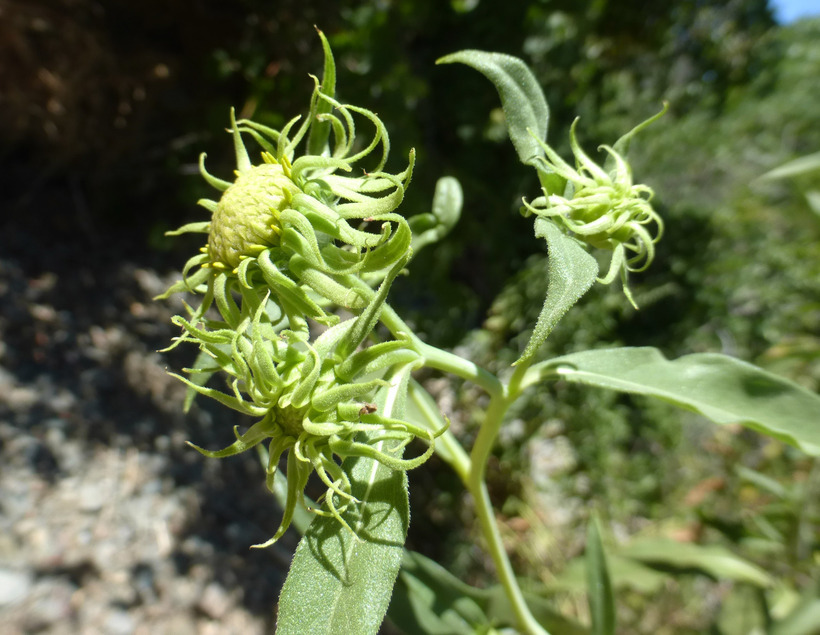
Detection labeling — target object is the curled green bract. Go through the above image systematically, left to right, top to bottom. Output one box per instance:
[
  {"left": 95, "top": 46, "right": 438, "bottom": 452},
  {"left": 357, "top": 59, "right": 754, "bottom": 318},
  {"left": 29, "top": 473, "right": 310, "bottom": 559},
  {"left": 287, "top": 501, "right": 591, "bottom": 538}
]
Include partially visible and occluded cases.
[
  {"left": 157, "top": 32, "right": 441, "bottom": 545},
  {"left": 523, "top": 107, "right": 666, "bottom": 306}
]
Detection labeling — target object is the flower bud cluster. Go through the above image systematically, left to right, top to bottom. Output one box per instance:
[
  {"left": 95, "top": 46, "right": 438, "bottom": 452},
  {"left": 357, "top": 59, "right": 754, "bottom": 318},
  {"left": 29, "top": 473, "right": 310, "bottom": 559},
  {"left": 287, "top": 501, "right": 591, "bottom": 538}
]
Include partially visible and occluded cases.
[{"left": 158, "top": 35, "right": 441, "bottom": 544}]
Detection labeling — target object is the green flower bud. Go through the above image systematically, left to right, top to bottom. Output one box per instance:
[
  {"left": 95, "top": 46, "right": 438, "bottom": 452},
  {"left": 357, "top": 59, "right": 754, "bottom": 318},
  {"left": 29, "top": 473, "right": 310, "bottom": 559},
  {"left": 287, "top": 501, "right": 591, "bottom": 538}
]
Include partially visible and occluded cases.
[
  {"left": 156, "top": 33, "right": 416, "bottom": 334},
  {"left": 524, "top": 106, "right": 667, "bottom": 306},
  {"left": 208, "top": 161, "right": 299, "bottom": 269},
  {"left": 169, "top": 297, "right": 443, "bottom": 546}
]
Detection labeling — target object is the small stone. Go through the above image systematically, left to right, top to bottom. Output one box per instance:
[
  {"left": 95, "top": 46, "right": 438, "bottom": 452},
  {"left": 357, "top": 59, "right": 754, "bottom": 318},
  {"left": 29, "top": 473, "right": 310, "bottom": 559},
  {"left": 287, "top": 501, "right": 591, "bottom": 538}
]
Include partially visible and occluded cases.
[
  {"left": 78, "top": 480, "right": 111, "bottom": 512},
  {"left": 0, "top": 569, "right": 32, "bottom": 606},
  {"left": 198, "top": 582, "right": 232, "bottom": 619},
  {"left": 104, "top": 607, "right": 136, "bottom": 635}
]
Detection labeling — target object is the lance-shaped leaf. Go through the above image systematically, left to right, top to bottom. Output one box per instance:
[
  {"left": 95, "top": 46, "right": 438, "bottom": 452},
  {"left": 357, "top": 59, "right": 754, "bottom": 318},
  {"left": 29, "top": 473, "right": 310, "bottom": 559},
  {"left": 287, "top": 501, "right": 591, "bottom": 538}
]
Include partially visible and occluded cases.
[
  {"left": 437, "top": 50, "right": 549, "bottom": 164},
  {"left": 758, "top": 150, "right": 820, "bottom": 181},
  {"left": 516, "top": 219, "right": 598, "bottom": 365},
  {"left": 542, "top": 347, "right": 820, "bottom": 455},
  {"left": 276, "top": 365, "right": 413, "bottom": 634},
  {"left": 586, "top": 517, "right": 615, "bottom": 635},
  {"left": 619, "top": 538, "right": 773, "bottom": 587},
  {"left": 388, "top": 550, "right": 589, "bottom": 635}
]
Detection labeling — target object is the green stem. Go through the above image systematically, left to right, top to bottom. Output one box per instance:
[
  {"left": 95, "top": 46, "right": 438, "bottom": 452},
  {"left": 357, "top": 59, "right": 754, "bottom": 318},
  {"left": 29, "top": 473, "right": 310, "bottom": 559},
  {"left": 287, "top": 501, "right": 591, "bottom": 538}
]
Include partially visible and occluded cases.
[
  {"left": 380, "top": 303, "right": 503, "bottom": 397},
  {"left": 418, "top": 340, "right": 503, "bottom": 397},
  {"left": 465, "top": 359, "right": 548, "bottom": 635},
  {"left": 469, "top": 361, "right": 529, "bottom": 489},
  {"left": 472, "top": 480, "right": 549, "bottom": 635}
]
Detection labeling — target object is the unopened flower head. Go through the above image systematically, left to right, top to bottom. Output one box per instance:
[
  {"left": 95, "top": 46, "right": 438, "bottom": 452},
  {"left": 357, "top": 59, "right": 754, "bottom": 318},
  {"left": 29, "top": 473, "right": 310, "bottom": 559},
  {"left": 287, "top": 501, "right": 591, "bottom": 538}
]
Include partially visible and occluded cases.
[
  {"left": 158, "top": 32, "right": 415, "bottom": 332},
  {"left": 523, "top": 105, "right": 667, "bottom": 306},
  {"left": 169, "top": 296, "right": 441, "bottom": 546}
]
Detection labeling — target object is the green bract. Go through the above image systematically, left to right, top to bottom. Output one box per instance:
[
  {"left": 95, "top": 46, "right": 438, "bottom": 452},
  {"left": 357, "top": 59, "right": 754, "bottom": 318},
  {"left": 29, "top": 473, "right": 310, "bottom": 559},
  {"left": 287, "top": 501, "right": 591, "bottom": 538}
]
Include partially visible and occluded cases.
[
  {"left": 157, "top": 32, "right": 442, "bottom": 545},
  {"left": 523, "top": 106, "right": 667, "bottom": 306}
]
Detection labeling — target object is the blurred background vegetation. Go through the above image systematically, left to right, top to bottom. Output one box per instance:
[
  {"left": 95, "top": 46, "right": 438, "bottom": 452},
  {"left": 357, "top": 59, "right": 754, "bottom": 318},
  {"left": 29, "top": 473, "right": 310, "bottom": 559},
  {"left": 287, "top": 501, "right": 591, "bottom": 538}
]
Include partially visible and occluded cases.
[{"left": 3, "top": 0, "right": 818, "bottom": 632}]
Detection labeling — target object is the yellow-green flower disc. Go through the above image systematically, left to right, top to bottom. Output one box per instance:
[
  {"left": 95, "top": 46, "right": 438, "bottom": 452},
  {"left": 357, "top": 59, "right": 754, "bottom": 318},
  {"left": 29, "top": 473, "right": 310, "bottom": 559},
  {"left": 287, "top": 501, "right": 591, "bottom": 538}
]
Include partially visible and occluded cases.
[{"left": 208, "top": 163, "right": 300, "bottom": 269}]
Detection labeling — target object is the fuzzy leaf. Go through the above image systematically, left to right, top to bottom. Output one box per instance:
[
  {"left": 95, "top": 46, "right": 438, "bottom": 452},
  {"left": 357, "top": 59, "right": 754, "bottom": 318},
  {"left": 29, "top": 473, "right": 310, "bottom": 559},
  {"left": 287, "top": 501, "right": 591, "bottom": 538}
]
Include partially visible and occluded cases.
[
  {"left": 437, "top": 50, "right": 548, "bottom": 164},
  {"left": 516, "top": 219, "right": 598, "bottom": 365},
  {"left": 547, "top": 347, "right": 820, "bottom": 455},
  {"left": 276, "top": 366, "right": 413, "bottom": 635},
  {"left": 275, "top": 444, "right": 408, "bottom": 635}
]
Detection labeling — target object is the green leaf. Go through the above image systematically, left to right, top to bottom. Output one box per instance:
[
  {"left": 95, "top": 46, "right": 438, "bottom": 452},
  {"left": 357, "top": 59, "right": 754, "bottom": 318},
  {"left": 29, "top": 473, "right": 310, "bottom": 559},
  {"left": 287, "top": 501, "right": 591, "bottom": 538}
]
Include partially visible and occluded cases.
[
  {"left": 436, "top": 50, "right": 548, "bottom": 164},
  {"left": 759, "top": 151, "right": 820, "bottom": 181},
  {"left": 431, "top": 177, "right": 463, "bottom": 231},
  {"left": 516, "top": 220, "right": 598, "bottom": 365},
  {"left": 546, "top": 347, "right": 820, "bottom": 455},
  {"left": 276, "top": 365, "right": 414, "bottom": 635},
  {"left": 275, "top": 455, "right": 408, "bottom": 634},
  {"left": 734, "top": 465, "right": 790, "bottom": 500},
  {"left": 586, "top": 517, "right": 615, "bottom": 635},
  {"left": 619, "top": 538, "right": 772, "bottom": 587},
  {"left": 387, "top": 550, "right": 492, "bottom": 634},
  {"left": 389, "top": 550, "right": 590, "bottom": 635},
  {"left": 549, "top": 554, "right": 666, "bottom": 595},
  {"left": 716, "top": 584, "right": 767, "bottom": 635}
]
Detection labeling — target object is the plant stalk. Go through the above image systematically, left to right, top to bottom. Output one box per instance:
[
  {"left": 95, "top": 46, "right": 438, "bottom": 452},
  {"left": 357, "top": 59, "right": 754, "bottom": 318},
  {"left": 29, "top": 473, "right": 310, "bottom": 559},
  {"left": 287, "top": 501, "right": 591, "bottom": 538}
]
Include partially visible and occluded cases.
[{"left": 466, "top": 361, "right": 549, "bottom": 635}]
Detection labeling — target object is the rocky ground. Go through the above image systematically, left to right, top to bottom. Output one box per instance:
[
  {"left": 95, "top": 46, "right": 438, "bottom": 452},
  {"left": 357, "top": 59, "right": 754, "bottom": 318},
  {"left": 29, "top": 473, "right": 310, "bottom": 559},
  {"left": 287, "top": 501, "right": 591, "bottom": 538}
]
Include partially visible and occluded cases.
[{"left": 0, "top": 248, "right": 304, "bottom": 634}]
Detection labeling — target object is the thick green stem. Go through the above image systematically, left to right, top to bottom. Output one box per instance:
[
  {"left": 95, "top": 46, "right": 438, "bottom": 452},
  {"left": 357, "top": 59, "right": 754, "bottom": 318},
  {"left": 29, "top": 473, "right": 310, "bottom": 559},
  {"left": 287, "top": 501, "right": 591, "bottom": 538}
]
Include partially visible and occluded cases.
[
  {"left": 380, "top": 304, "right": 503, "bottom": 397},
  {"left": 465, "top": 359, "right": 548, "bottom": 635},
  {"left": 472, "top": 480, "right": 549, "bottom": 635}
]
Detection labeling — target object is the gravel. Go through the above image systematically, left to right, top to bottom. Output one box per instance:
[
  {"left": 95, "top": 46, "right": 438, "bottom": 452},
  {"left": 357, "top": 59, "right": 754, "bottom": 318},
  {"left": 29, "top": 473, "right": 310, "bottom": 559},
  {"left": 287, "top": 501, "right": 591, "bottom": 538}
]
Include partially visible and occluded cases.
[{"left": 0, "top": 253, "right": 300, "bottom": 634}]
